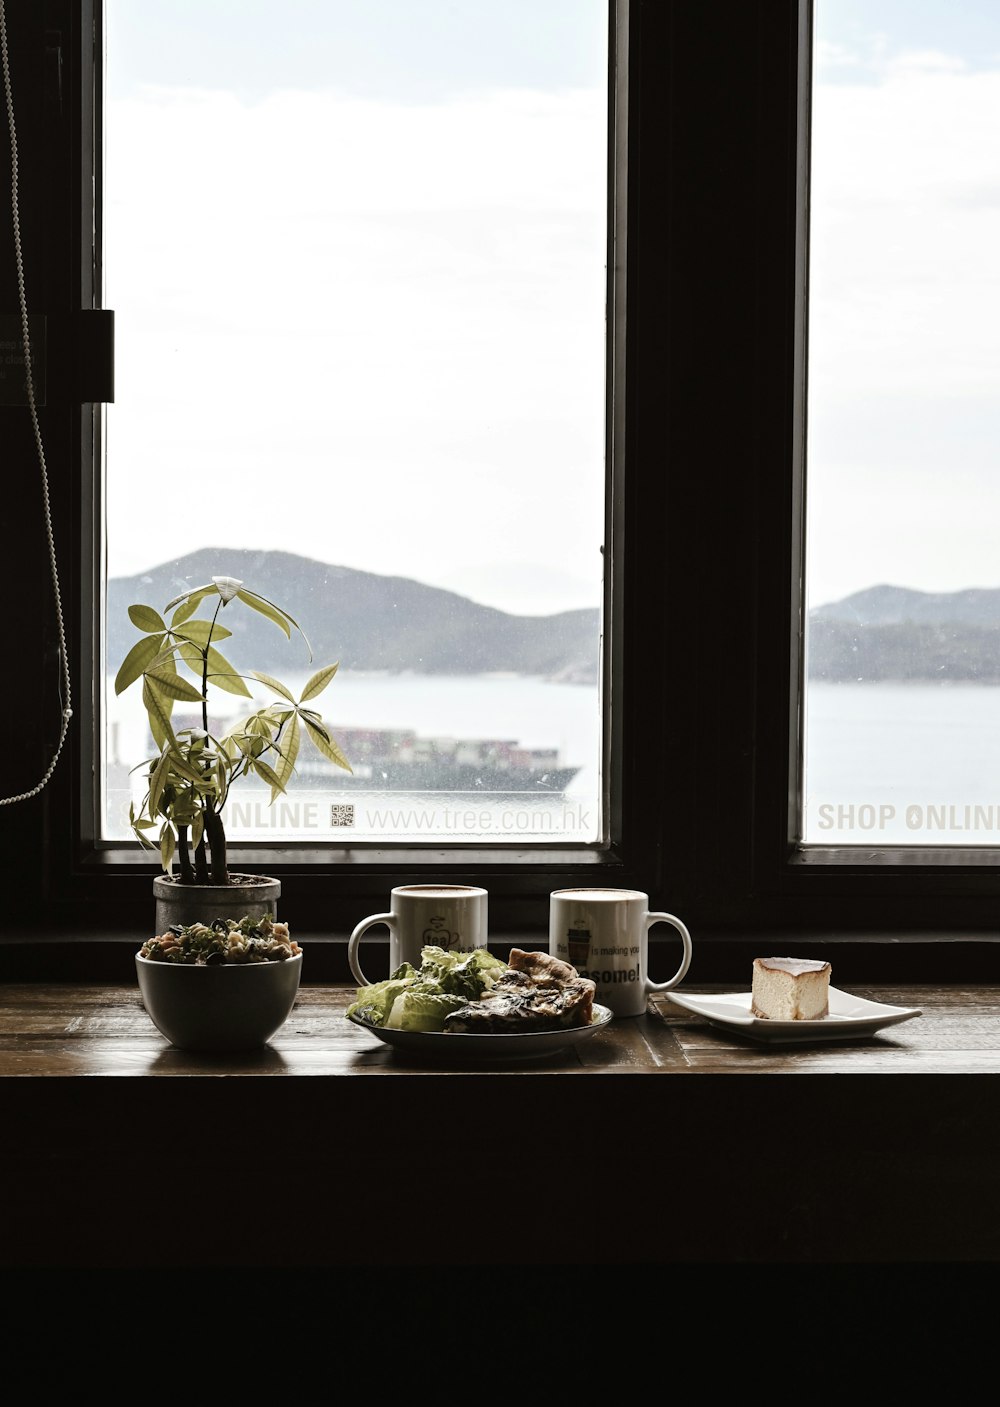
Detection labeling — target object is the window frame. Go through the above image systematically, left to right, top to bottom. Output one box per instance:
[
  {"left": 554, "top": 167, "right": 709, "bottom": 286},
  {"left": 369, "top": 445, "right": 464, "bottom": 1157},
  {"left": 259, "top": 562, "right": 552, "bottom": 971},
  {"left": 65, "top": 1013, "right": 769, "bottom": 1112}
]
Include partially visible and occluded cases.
[
  {"left": 5, "top": 0, "right": 1000, "bottom": 975},
  {"left": 35, "top": 0, "right": 653, "bottom": 938}
]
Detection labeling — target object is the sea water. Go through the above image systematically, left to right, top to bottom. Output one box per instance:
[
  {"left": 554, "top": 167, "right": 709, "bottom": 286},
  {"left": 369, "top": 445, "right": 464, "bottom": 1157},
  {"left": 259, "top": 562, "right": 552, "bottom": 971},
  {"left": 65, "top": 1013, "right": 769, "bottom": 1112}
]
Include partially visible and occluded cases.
[
  {"left": 103, "top": 671, "right": 603, "bottom": 843},
  {"left": 108, "top": 675, "right": 998, "bottom": 847},
  {"left": 804, "top": 681, "right": 1000, "bottom": 844}
]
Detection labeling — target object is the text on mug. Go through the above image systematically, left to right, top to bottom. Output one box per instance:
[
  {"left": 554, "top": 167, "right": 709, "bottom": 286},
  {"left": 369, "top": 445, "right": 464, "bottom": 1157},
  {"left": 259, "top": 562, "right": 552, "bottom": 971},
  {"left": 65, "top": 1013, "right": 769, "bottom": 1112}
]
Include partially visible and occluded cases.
[{"left": 576, "top": 966, "right": 641, "bottom": 984}]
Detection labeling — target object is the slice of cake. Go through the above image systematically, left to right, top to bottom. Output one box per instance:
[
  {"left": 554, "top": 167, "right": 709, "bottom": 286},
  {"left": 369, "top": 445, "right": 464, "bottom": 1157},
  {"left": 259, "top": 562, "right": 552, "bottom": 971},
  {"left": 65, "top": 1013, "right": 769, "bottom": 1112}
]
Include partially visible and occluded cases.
[{"left": 751, "top": 957, "right": 831, "bottom": 1020}]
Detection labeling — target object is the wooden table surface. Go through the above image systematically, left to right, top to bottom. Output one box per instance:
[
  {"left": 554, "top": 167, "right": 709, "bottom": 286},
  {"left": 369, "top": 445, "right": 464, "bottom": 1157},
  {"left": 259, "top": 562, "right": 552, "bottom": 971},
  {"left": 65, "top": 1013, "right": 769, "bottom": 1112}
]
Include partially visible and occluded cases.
[
  {"left": 2, "top": 980, "right": 999, "bottom": 1075},
  {"left": 3, "top": 981, "right": 1000, "bottom": 1270}
]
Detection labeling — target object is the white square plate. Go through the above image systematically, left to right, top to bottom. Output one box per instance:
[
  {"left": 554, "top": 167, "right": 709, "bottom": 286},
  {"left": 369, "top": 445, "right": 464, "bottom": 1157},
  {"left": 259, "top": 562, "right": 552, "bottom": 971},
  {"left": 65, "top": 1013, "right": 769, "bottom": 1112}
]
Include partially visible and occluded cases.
[{"left": 662, "top": 985, "right": 922, "bottom": 1045}]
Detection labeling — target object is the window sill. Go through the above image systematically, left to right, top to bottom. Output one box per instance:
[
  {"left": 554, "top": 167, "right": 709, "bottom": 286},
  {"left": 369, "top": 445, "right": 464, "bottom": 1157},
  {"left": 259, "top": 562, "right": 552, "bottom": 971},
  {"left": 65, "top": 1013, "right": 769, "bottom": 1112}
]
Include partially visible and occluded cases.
[{"left": 1, "top": 978, "right": 998, "bottom": 1269}]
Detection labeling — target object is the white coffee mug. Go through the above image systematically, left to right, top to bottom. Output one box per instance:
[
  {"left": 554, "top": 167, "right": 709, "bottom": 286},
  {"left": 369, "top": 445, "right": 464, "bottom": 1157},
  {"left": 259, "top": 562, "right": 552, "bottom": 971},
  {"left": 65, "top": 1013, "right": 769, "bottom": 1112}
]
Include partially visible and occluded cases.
[
  {"left": 348, "top": 883, "right": 489, "bottom": 987},
  {"left": 549, "top": 887, "right": 692, "bottom": 1018}
]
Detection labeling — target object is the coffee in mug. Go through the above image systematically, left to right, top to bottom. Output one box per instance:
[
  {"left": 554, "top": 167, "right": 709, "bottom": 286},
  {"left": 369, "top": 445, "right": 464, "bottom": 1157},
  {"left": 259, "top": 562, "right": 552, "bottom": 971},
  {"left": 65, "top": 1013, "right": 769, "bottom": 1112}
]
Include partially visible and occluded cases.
[
  {"left": 349, "top": 884, "right": 489, "bottom": 987},
  {"left": 549, "top": 887, "right": 692, "bottom": 1018}
]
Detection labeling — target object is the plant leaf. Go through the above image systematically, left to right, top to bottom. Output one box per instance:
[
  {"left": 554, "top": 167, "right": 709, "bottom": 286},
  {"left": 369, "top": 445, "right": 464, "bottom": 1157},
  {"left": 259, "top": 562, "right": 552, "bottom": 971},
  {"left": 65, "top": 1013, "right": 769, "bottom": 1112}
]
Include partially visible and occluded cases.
[
  {"left": 212, "top": 575, "right": 243, "bottom": 602},
  {"left": 163, "top": 582, "right": 218, "bottom": 614},
  {"left": 234, "top": 588, "right": 295, "bottom": 641},
  {"left": 170, "top": 596, "right": 200, "bottom": 628},
  {"left": 128, "top": 603, "right": 165, "bottom": 633},
  {"left": 172, "top": 619, "right": 233, "bottom": 646},
  {"left": 114, "top": 633, "right": 164, "bottom": 695},
  {"left": 175, "top": 640, "right": 206, "bottom": 677},
  {"left": 175, "top": 641, "right": 209, "bottom": 684},
  {"left": 146, "top": 642, "right": 183, "bottom": 673},
  {"left": 177, "top": 642, "right": 252, "bottom": 697},
  {"left": 205, "top": 657, "right": 253, "bottom": 696},
  {"left": 299, "top": 663, "right": 339, "bottom": 701},
  {"left": 144, "top": 668, "right": 206, "bottom": 703},
  {"left": 249, "top": 671, "right": 297, "bottom": 703},
  {"left": 142, "top": 678, "right": 176, "bottom": 751},
  {"left": 247, "top": 711, "right": 276, "bottom": 734},
  {"left": 272, "top": 711, "right": 301, "bottom": 791},
  {"left": 302, "top": 714, "right": 353, "bottom": 773},
  {"left": 221, "top": 734, "right": 243, "bottom": 761},
  {"left": 147, "top": 746, "right": 172, "bottom": 818},
  {"left": 165, "top": 748, "right": 210, "bottom": 785},
  {"left": 251, "top": 757, "right": 286, "bottom": 800},
  {"left": 132, "top": 820, "right": 157, "bottom": 851},
  {"left": 159, "top": 823, "right": 176, "bottom": 872}
]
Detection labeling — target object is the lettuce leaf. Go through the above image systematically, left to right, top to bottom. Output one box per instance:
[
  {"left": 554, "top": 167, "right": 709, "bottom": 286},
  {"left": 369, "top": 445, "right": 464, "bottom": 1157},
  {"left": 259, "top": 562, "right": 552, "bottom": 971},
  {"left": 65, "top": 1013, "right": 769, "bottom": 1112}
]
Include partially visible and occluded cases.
[
  {"left": 417, "top": 945, "right": 508, "bottom": 1001},
  {"left": 347, "top": 947, "right": 510, "bottom": 1030},
  {"left": 346, "top": 976, "right": 415, "bottom": 1026},
  {"left": 384, "top": 987, "right": 467, "bottom": 1032}
]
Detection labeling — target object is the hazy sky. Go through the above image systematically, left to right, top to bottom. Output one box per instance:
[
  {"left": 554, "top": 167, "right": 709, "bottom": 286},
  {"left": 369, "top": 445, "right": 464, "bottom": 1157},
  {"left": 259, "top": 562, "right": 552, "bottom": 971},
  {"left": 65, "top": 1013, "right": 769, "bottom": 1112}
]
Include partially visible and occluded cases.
[
  {"left": 807, "top": 0, "right": 1000, "bottom": 608},
  {"left": 103, "top": 1, "right": 608, "bottom": 616},
  {"left": 103, "top": 2, "right": 1000, "bottom": 614}
]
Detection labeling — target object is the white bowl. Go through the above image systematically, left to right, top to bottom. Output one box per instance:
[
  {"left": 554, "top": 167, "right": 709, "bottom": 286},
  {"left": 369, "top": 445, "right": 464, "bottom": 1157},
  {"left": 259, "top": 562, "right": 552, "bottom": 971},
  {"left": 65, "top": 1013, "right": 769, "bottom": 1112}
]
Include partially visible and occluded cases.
[{"left": 135, "top": 952, "right": 303, "bottom": 1052}]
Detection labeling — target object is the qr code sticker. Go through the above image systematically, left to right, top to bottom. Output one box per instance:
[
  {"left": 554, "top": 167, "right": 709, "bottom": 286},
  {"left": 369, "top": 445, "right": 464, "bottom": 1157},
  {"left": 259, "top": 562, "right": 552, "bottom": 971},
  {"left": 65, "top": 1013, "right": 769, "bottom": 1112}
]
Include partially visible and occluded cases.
[{"left": 330, "top": 803, "right": 356, "bottom": 828}]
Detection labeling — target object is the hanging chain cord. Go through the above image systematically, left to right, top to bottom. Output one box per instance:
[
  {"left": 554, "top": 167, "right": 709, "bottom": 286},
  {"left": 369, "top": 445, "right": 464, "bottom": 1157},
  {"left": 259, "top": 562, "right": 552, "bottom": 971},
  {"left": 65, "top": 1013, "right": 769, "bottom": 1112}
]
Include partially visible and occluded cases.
[{"left": 0, "top": 0, "right": 74, "bottom": 805}]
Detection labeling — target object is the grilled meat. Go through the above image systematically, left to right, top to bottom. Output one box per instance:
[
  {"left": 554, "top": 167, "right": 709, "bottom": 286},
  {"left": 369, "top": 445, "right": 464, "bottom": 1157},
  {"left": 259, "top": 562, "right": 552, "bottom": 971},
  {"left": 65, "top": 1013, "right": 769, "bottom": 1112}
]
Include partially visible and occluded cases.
[
  {"left": 442, "top": 948, "right": 596, "bottom": 1033},
  {"left": 506, "top": 948, "right": 580, "bottom": 986}
]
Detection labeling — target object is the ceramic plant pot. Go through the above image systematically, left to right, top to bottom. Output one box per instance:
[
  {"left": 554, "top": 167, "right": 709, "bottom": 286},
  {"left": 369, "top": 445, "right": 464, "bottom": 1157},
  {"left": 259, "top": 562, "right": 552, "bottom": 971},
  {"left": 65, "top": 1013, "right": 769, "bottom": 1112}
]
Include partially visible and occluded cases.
[
  {"left": 152, "top": 873, "right": 281, "bottom": 937},
  {"left": 135, "top": 950, "right": 302, "bottom": 1052}
]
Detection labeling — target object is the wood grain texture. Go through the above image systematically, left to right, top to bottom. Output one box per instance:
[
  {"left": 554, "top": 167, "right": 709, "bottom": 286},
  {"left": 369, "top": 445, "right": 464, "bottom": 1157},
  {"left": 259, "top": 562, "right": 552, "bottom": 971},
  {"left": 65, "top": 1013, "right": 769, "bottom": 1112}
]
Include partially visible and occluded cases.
[{"left": 4, "top": 982, "right": 999, "bottom": 1074}]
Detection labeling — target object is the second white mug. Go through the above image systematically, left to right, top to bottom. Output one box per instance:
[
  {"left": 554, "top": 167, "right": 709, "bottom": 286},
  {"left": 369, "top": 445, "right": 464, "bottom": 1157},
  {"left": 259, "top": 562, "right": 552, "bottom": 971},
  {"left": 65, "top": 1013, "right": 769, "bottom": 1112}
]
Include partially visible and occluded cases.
[{"left": 549, "top": 887, "right": 692, "bottom": 1018}]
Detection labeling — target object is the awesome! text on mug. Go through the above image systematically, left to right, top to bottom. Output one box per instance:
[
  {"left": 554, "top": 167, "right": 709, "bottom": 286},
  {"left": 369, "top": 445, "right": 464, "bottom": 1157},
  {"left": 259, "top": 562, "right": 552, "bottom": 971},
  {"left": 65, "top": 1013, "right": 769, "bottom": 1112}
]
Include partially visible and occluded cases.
[{"left": 549, "top": 887, "right": 692, "bottom": 1017}]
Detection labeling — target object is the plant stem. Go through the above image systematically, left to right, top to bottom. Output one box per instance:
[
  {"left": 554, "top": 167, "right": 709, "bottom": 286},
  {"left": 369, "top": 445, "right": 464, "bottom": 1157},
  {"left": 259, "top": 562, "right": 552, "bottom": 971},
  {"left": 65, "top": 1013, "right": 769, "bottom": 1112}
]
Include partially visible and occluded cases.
[
  {"left": 198, "top": 595, "right": 228, "bottom": 883},
  {"left": 203, "top": 596, "right": 224, "bottom": 733},
  {"left": 204, "top": 805, "right": 228, "bottom": 885},
  {"left": 176, "top": 825, "right": 194, "bottom": 884},
  {"left": 193, "top": 832, "right": 210, "bottom": 885}
]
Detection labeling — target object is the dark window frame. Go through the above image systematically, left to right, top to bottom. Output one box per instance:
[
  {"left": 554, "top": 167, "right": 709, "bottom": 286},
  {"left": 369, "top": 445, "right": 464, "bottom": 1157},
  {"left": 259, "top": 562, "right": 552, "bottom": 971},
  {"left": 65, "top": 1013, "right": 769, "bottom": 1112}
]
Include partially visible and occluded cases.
[{"left": 4, "top": 0, "right": 1000, "bottom": 981}]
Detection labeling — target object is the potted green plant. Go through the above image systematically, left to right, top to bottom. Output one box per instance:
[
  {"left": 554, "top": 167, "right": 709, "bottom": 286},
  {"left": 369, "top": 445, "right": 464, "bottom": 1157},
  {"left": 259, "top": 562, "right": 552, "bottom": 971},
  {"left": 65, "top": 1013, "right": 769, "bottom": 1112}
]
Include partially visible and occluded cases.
[{"left": 114, "top": 573, "right": 351, "bottom": 934}]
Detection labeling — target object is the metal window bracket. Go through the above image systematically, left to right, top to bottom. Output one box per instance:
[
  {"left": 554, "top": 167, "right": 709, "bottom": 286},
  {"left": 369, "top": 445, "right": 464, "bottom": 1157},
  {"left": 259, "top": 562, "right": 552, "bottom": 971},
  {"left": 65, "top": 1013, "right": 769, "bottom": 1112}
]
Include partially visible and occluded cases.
[{"left": 74, "top": 308, "right": 114, "bottom": 404}]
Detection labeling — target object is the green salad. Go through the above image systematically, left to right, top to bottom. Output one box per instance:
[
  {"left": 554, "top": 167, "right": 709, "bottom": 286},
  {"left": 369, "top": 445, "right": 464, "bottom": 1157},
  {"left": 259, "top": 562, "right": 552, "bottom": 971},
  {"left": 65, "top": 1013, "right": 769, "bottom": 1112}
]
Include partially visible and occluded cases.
[{"left": 346, "top": 945, "right": 508, "bottom": 1032}]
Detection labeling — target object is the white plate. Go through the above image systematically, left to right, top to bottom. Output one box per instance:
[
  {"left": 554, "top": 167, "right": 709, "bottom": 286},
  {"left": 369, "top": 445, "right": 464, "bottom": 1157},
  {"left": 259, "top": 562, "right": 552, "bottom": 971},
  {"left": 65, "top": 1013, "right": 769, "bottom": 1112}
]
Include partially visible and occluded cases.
[
  {"left": 662, "top": 986, "right": 921, "bottom": 1045},
  {"left": 346, "top": 1003, "right": 614, "bottom": 1060}
]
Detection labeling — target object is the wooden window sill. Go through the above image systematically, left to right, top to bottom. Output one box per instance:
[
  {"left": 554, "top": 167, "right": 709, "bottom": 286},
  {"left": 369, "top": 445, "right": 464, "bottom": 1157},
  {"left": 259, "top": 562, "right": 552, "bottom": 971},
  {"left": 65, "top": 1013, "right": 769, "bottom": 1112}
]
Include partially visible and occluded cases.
[{"left": 2, "top": 980, "right": 999, "bottom": 1270}]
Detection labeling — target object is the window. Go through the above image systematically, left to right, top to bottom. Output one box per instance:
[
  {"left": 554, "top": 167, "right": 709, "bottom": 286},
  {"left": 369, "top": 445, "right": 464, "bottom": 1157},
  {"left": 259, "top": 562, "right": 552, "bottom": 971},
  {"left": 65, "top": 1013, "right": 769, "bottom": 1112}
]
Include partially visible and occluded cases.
[
  {"left": 5, "top": 0, "right": 1000, "bottom": 970},
  {"left": 101, "top": 0, "right": 609, "bottom": 851},
  {"left": 803, "top": 0, "right": 1000, "bottom": 849}
]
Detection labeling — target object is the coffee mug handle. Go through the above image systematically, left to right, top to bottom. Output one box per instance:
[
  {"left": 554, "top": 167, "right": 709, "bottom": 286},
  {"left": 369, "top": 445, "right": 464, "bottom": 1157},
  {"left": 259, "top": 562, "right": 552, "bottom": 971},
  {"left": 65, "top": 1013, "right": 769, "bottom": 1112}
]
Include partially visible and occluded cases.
[
  {"left": 348, "top": 912, "right": 395, "bottom": 987},
  {"left": 643, "top": 912, "right": 693, "bottom": 992}
]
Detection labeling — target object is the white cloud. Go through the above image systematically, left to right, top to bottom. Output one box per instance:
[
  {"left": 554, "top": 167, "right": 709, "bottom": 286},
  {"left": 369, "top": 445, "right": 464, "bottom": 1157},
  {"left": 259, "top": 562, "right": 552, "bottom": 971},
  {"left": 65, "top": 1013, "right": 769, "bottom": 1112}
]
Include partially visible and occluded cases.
[
  {"left": 807, "top": 59, "right": 1000, "bottom": 604},
  {"left": 104, "top": 84, "right": 608, "bottom": 612}
]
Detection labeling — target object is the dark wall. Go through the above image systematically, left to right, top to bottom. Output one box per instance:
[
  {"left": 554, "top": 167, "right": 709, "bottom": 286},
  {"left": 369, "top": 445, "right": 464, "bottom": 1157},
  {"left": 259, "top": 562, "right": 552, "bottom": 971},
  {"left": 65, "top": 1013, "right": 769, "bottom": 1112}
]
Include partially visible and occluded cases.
[{"left": 1, "top": 0, "right": 87, "bottom": 920}]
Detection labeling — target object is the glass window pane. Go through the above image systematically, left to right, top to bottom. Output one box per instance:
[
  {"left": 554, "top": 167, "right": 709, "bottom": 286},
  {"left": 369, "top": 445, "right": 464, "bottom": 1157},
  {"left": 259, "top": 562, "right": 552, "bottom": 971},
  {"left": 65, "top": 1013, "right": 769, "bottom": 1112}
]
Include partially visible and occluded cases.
[
  {"left": 803, "top": 0, "right": 1000, "bottom": 845},
  {"left": 102, "top": 2, "right": 608, "bottom": 847}
]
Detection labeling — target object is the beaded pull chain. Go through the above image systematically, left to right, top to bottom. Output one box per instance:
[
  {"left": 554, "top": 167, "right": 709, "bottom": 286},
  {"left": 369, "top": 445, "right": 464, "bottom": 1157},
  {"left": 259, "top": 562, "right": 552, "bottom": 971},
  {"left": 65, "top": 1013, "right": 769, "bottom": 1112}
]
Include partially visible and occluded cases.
[{"left": 0, "top": 0, "right": 74, "bottom": 805}]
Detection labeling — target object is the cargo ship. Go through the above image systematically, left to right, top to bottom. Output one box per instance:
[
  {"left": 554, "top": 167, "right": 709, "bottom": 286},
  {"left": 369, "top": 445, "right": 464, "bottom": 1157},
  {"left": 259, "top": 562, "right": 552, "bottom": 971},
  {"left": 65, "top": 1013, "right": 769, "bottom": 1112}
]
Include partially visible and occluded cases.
[
  {"left": 108, "top": 720, "right": 580, "bottom": 794},
  {"left": 292, "top": 725, "right": 580, "bottom": 792}
]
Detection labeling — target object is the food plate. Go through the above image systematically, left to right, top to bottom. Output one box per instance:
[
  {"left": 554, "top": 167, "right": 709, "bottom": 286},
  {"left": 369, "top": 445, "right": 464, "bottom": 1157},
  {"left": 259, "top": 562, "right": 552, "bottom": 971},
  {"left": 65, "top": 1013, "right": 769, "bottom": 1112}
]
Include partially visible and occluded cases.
[
  {"left": 662, "top": 986, "right": 921, "bottom": 1045},
  {"left": 346, "top": 1003, "right": 614, "bottom": 1060}
]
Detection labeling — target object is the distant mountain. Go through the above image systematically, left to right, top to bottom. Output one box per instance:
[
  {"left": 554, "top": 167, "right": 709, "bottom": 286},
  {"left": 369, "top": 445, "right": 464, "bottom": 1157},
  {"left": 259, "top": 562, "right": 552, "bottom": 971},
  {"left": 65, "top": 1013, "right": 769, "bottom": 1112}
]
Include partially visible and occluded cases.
[
  {"left": 107, "top": 548, "right": 601, "bottom": 683},
  {"left": 809, "top": 584, "right": 1000, "bottom": 682},
  {"left": 811, "top": 584, "right": 1000, "bottom": 629}
]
